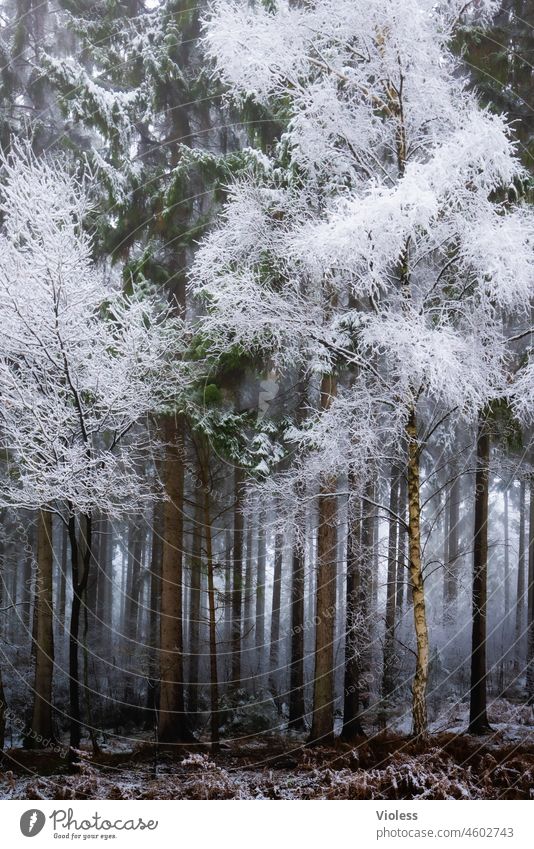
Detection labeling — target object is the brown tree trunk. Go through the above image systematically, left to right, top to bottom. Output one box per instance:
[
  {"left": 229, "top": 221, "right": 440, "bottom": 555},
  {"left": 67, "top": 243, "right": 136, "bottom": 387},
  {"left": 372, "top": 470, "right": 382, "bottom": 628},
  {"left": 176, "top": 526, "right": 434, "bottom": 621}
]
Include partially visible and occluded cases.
[
  {"left": 309, "top": 374, "right": 337, "bottom": 744},
  {"left": 406, "top": 407, "right": 429, "bottom": 739},
  {"left": 158, "top": 414, "right": 191, "bottom": 744},
  {"left": 469, "top": 414, "right": 492, "bottom": 734},
  {"left": 231, "top": 467, "right": 244, "bottom": 689},
  {"left": 525, "top": 472, "right": 534, "bottom": 704},
  {"left": 203, "top": 487, "right": 219, "bottom": 747},
  {"left": 341, "top": 492, "right": 366, "bottom": 740},
  {"left": 188, "top": 496, "right": 202, "bottom": 716},
  {"left": 146, "top": 503, "right": 162, "bottom": 725},
  {"left": 30, "top": 509, "right": 55, "bottom": 745},
  {"left": 68, "top": 511, "right": 92, "bottom": 756},
  {"left": 255, "top": 517, "right": 266, "bottom": 686},
  {"left": 243, "top": 521, "right": 254, "bottom": 683},
  {"left": 268, "top": 531, "right": 283, "bottom": 701},
  {"left": 288, "top": 536, "right": 306, "bottom": 730},
  {"left": 0, "top": 662, "right": 5, "bottom": 750}
]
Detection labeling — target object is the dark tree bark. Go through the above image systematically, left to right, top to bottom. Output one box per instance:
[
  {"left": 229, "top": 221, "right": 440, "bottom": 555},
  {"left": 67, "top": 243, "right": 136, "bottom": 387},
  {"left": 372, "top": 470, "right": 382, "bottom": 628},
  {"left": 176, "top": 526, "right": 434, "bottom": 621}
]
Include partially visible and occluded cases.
[
  {"left": 309, "top": 374, "right": 337, "bottom": 744},
  {"left": 158, "top": 414, "right": 191, "bottom": 744},
  {"left": 469, "top": 414, "right": 492, "bottom": 734},
  {"left": 231, "top": 467, "right": 244, "bottom": 690},
  {"left": 526, "top": 471, "right": 534, "bottom": 704},
  {"left": 203, "top": 486, "right": 219, "bottom": 748},
  {"left": 341, "top": 490, "right": 365, "bottom": 740},
  {"left": 188, "top": 496, "right": 202, "bottom": 716},
  {"left": 146, "top": 503, "right": 162, "bottom": 725},
  {"left": 29, "top": 509, "right": 55, "bottom": 745},
  {"left": 68, "top": 510, "right": 92, "bottom": 756},
  {"left": 255, "top": 517, "right": 267, "bottom": 686},
  {"left": 243, "top": 521, "right": 254, "bottom": 681},
  {"left": 268, "top": 531, "right": 283, "bottom": 701},
  {"left": 288, "top": 536, "right": 306, "bottom": 730},
  {"left": 0, "top": 664, "right": 5, "bottom": 751}
]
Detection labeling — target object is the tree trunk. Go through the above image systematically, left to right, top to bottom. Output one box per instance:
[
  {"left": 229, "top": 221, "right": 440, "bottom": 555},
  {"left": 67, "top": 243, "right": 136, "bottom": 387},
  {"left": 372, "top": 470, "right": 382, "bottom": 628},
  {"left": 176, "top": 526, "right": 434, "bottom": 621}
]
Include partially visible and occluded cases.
[
  {"left": 309, "top": 373, "right": 337, "bottom": 744},
  {"left": 406, "top": 407, "right": 429, "bottom": 739},
  {"left": 158, "top": 414, "right": 191, "bottom": 744},
  {"left": 469, "top": 414, "right": 492, "bottom": 734},
  {"left": 381, "top": 466, "right": 400, "bottom": 718},
  {"left": 231, "top": 467, "right": 244, "bottom": 690},
  {"left": 525, "top": 472, "right": 534, "bottom": 704},
  {"left": 515, "top": 478, "right": 526, "bottom": 676},
  {"left": 203, "top": 487, "right": 219, "bottom": 748},
  {"left": 341, "top": 491, "right": 365, "bottom": 740},
  {"left": 188, "top": 496, "right": 202, "bottom": 716},
  {"left": 146, "top": 503, "right": 162, "bottom": 726},
  {"left": 30, "top": 509, "right": 55, "bottom": 745},
  {"left": 68, "top": 511, "right": 92, "bottom": 756},
  {"left": 255, "top": 517, "right": 266, "bottom": 686},
  {"left": 243, "top": 521, "right": 254, "bottom": 682},
  {"left": 268, "top": 531, "right": 283, "bottom": 702},
  {"left": 288, "top": 535, "right": 306, "bottom": 730},
  {"left": 0, "top": 664, "right": 5, "bottom": 751}
]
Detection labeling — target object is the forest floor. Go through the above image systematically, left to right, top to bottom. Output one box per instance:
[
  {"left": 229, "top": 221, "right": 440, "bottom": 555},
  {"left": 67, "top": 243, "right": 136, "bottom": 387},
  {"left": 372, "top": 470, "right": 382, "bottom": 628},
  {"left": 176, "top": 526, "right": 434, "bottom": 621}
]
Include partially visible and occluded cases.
[{"left": 1, "top": 699, "right": 533, "bottom": 800}]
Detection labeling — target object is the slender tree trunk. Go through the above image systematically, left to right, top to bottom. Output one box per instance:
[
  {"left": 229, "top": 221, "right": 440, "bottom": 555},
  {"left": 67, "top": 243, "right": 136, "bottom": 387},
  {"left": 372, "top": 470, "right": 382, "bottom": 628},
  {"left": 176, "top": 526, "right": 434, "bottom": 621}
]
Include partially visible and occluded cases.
[
  {"left": 309, "top": 373, "right": 337, "bottom": 744},
  {"left": 406, "top": 407, "right": 429, "bottom": 739},
  {"left": 158, "top": 414, "right": 191, "bottom": 744},
  {"left": 469, "top": 414, "right": 492, "bottom": 734},
  {"left": 381, "top": 466, "right": 400, "bottom": 719},
  {"left": 231, "top": 467, "right": 244, "bottom": 689},
  {"left": 526, "top": 471, "right": 534, "bottom": 704},
  {"left": 515, "top": 479, "right": 526, "bottom": 676},
  {"left": 203, "top": 487, "right": 219, "bottom": 748},
  {"left": 341, "top": 491, "right": 366, "bottom": 740},
  {"left": 188, "top": 496, "right": 202, "bottom": 716},
  {"left": 146, "top": 503, "right": 162, "bottom": 725},
  {"left": 30, "top": 509, "right": 55, "bottom": 744},
  {"left": 68, "top": 511, "right": 92, "bottom": 756},
  {"left": 255, "top": 517, "right": 267, "bottom": 686},
  {"left": 59, "top": 520, "right": 68, "bottom": 623},
  {"left": 243, "top": 521, "right": 254, "bottom": 682},
  {"left": 224, "top": 527, "right": 233, "bottom": 671},
  {"left": 268, "top": 531, "right": 283, "bottom": 702},
  {"left": 288, "top": 534, "right": 306, "bottom": 731},
  {"left": 0, "top": 663, "right": 5, "bottom": 751}
]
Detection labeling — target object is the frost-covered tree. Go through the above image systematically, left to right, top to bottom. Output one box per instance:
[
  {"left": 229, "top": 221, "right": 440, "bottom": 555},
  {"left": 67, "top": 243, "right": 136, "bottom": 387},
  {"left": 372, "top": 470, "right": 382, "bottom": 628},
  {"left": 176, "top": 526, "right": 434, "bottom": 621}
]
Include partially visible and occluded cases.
[
  {"left": 193, "top": 0, "right": 534, "bottom": 739},
  {"left": 0, "top": 145, "right": 190, "bottom": 754}
]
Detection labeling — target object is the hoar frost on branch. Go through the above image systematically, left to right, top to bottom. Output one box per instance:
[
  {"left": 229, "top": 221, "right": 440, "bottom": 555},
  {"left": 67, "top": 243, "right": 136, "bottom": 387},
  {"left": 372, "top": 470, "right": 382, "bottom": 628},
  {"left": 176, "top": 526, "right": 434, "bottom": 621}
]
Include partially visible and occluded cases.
[{"left": 0, "top": 144, "right": 191, "bottom": 517}]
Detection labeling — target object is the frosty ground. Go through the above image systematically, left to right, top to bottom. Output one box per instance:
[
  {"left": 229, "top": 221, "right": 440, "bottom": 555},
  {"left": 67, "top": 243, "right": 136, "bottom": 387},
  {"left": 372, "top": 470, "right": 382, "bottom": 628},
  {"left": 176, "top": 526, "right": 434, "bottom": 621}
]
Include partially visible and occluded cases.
[{"left": 0, "top": 699, "right": 532, "bottom": 800}]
